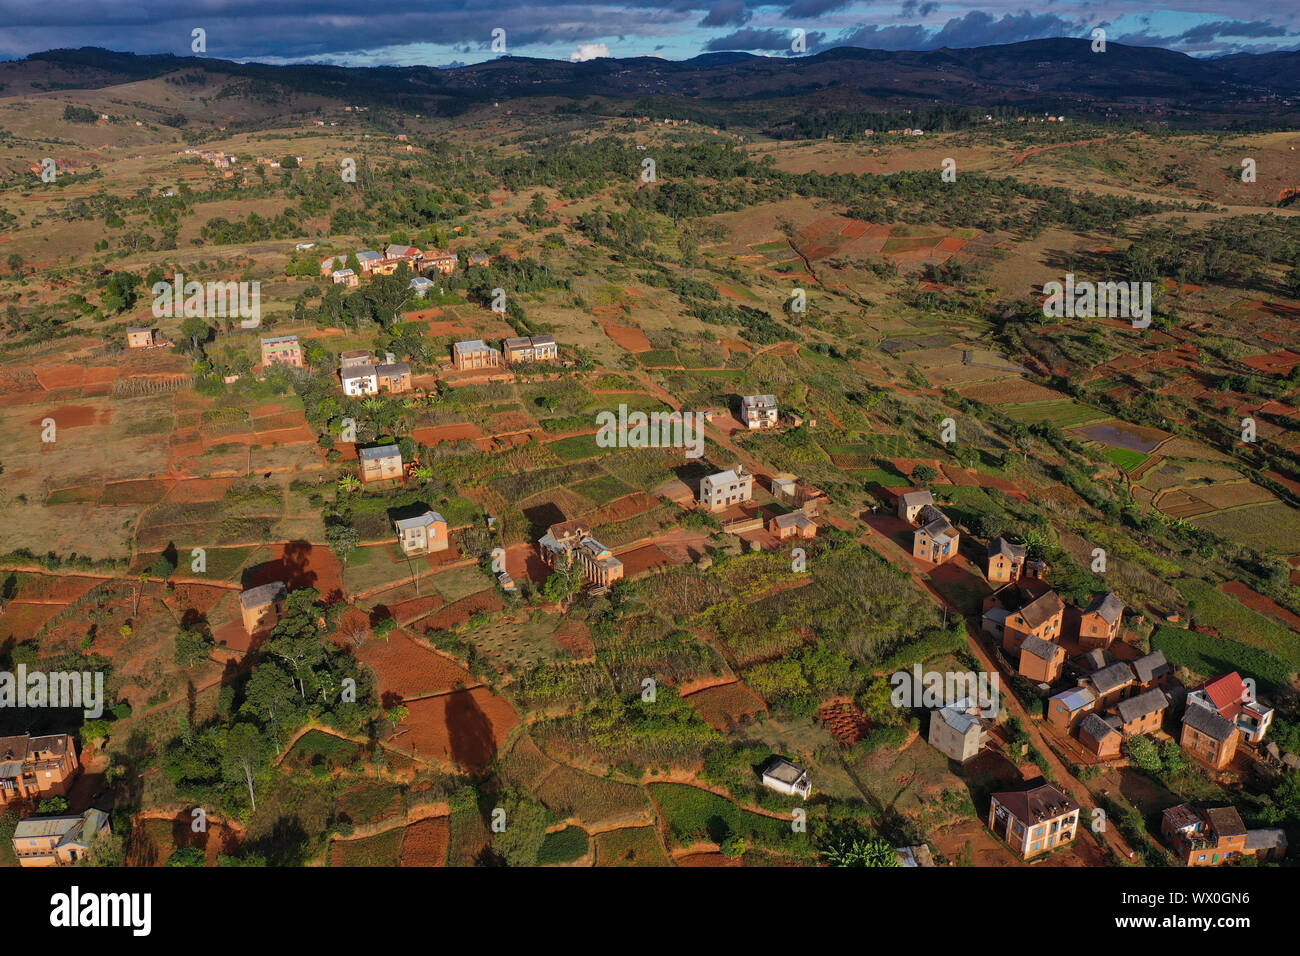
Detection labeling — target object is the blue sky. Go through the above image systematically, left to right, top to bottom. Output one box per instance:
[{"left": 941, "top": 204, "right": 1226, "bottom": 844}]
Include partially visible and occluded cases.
[{"left": 0, "top": 1, "right": 1297, "bottom": 63}]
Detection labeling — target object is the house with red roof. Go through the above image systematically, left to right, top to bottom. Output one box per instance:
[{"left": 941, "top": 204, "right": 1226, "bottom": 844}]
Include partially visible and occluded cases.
[{"left": 1186, "top": 672, "right": 1273, "bottom": 745}]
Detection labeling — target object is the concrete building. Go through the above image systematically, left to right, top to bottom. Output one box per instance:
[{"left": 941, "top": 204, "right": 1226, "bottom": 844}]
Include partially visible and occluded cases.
[
  {"left": 126, "top": 326, "right": 154, "bottom": 349},
  {"left": 260, "top": 335, "right": 304, "bottom": 370},
  {"left": 452, "top": 339, "right": 501, "bottom": 371},
  {"left": 739, "top": 394, "right": 779, "bottom": 429},
  {"left": 358, "top": 444, "right": 403, "bottom": 484},
  {"left": 699, "top": 465, "right": 754, "bottom": 511},
  {"left": 897, "top": 489, "right": 934, "bottom": 522},
  {"left": 912, "top": 504, "right": 960, "bottom": 565},
  {"left": 771, "top": 509, "right": 817, "bottom": 540},
  {"left": 537, "top": 519, "right": 624, "bottom": 589},
  {"left": 928, "top": 700, "right": 988, "bottom": 763},
  {"left": 760, "top": 756, "right": 811, "bottom": 798}
]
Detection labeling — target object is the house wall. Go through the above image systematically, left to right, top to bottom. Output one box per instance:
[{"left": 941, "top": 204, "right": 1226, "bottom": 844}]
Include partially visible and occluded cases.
[{"left": 1181, "top": 721, "right": 1238, "bottom": 770}]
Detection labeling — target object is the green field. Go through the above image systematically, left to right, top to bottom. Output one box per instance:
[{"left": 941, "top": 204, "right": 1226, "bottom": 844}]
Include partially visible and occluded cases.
[
  {"left": 1002, "top": 400, "right": 1109, "bottom": 427},
  {"left": 1104, "top": 447, "right": 1149, "bottom": 473},
  {"left": 1151, "top": 626, "right": 1291, "bottom": 690}
]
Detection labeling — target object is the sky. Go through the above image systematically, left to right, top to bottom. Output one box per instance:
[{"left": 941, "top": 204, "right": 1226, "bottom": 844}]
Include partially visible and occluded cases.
[{"left": 0, "top": 1, "right": 1297, "bottom": 65}]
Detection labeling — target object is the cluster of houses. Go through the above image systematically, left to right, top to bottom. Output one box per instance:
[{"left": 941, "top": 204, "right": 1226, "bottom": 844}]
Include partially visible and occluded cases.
[
  {"left": 321, "top": 244, "right": 489, "bottom": 289},
  {"left": 450, "top": 335, "right": 557, "bottom": 371},
  {"left": 340, "top": 349, "right": 412, "bottom": 396},
  {"left": 898, "top": 489, "right": 961, "bottom": 565},
  {"left": 0, "top": 733, "right": 113, "bottom": 868},
  {"left": 984, "top": 781, "right": 1286, "bottom": 864}
]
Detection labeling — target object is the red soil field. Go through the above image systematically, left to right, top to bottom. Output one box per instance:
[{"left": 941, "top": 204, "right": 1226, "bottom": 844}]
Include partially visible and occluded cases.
[
  {"left": 840, "top": 220, "right": 870, "bottom": 238},
  {"left": 936, "top": 237, "right": 967, "bottom": 253},
  {"left": 602, "top": 323, "right": 653, "bottom": 353},
  {"left": 33, "top": 365, "right": 88, "bottom": 389},
  {"left": 30, "top": 404, "right": 111, "bottom": 428},
  {"left": 412, "top": 423, "right": 485, "bottom": 445},
  {"left": 252, "top": 424, "right": 316, "bottom": 445},
  {"left": 166, "top": 477, "right": 236, "bottom": 502},
  {"left": 100, "top": 478, "right": 172, "bottom": 506},
  {"left": 587, "top": 491, "right": 658, "bottom": 526},
  {"left": 244, "top": 541, "right": 344, "bottom": 600},
  {"left": 615, "top": 544, "right": 679, "bottom": 576},
  {"left": 13, "top": 573, "right": 105, "bottom": 604},
  {"left": 1220, "top": 581, "right": 1300, "bottom": 631},
  {"left": 424, "top": 589, "right": 504, "bottom": 630},
  {"left": 386, "top": 592, "right": 447, "bottom": 627},
  {"left": 0, "top": 603, "right": 66, "bottom": 641},
  {"left": 553, "top": 617, "right": 596, "bottom": 658},
  {"left": 356, "top": 632, "right": 472, "bottom": 703},
  {"left": 684, "top": 680, "right": 766, "bottom": 730},
  {"left": 393, "top": 687, "right": 519, "bottom": 770},
  {"left": 818, "top": 698, "right": 870, "bottom": 745},
  {"left": 400, "top": 816, "right": 451, "bottom": 866}
]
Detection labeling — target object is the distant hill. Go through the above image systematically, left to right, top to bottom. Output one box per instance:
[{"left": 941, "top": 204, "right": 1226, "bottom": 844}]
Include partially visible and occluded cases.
[{"left": 4, "top": 40, "right": 1296, "bottom": 129}]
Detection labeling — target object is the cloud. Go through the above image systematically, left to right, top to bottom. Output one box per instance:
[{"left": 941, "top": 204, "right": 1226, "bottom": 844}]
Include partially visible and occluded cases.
[
  {"left": 699, "top": 0, "right": 751, "bottom": 28},
  {"left": 781, "top": 0, "right": 854, "bottom": 17},
  {"left": 900, "top": 1, "right": 939, "bottom": 18},
  {"left": 928, "top": 10, "right": 1080, "bottom": 48},
  {"left": 1178, "top": 19, "right": 1286, "bottom": 43},
  {"left": 838, "top": 23, "right": 933, "bottom": 50},
  {"left": 704, "top": 26, "right": 827, "bottom": 52},
  {"left": 569, "top": 42, "right": 611, "bottom": 61}
]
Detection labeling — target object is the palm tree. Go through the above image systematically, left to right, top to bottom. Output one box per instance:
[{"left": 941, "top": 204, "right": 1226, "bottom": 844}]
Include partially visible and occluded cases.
[{"left": 337, "top": 475, "right": 361, "bottom": 494}]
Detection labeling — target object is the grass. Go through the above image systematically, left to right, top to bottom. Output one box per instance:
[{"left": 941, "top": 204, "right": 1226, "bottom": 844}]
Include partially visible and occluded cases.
[
  {"left": 1002, "top": 400, "right": 1109, "bottom": 427},
  {"left": 544, "top": 434, "right": 603, "bottom": 463},
  {"left": 1104, "top": 447, "right": 1149, "bottom": 473},
  {"left": 572, "top": 473, "right": 633, "bottom": 505},
  {"left": 1191, "top": 501, "right": 1300, "bottom": 555},
  {"left": 1174, "top": 578, "right": 1300, "bottom": 671},
  {"left": 1151, "top": 626, "right": 1291, "bottom": 690},
  {"left": 648, "top": 783, "right": 812, "bottom": 858},
  {"left": 538, "top": 826, "right": 590, "bottom": 864},
  {"left": 594, "top": 826, "right": 671, "bottom": 866}
]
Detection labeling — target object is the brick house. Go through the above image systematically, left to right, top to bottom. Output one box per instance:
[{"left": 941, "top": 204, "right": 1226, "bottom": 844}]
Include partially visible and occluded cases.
[
  {"left": 384, "top": 244, "right": 423, "bottom": 264},
  {"left": 424, "top": 249, "right": 458, "bottom": 276},
  {"left": 355, "top": 250, "right": 383, "bottom": 274},
  {"left": 467, "top": 251, "right": 492, "bottom": 268},
  {"left": 332, "top": 268, "right": 359, "bottom": 287},
  {"left": 126, "top": 326, "right": 154, "bottom": 349},
  {"left": 503, "top": 334, "right": 558, "bottom": 364},
  {"left": 260, "top": 335, "right": 304, "bottom": 370},
  {"left": 452, "top": 340, "right": 501, "bottom": 370},
  {"left": 376, "top": 362, "right": 412, "bottom": 394},
  {"left": 739, "top": 394, "right": 779, "bottom": 429},
  {"left": 358, "top": 444, "right": 403, "bottom": 484},
  {"left": 699, "top": 465, "right": 754, "bottom": 511},
  {"left": 897, "top": 489, "right": 934, "bottom": 522},
  {"left": 912, "top": 504, "right": 960, "bottom": 565},
  {"left": 770, "top": 509, "right": 817, "bottom": 540},
  {"left": 395, "top": 511, "right": 448, "bottom": 555},
  {"left": 537, "top": 518, "right": 624, "bottom": 588},
  {"left": 985, "top": 537, "right": 1026, "bottom": 584},
  {"left": 239, "top": 581, "right": 287, "bottom": 636},
  {"left": 987, "top": 586, "right": 1065, "bottom": 653},
  {"left": 1079, "top": 592, "right": 1125, "bottom": 648},
  {"left": 1018, "top": 635, "right": 1065, "bottom": 684},
  {"left": 1132, "top": 650, "right": 1173, "bottom": 689},
  {"left": 1082, "top": 661, "right": 1137, "bottom": 710},
  {"left": 1186, "top": 672, "right": 1273, "bottom": 744},
  {"left": 1046, "top": 686, "right": 1097, "bottom": 734},
  {"left": 1115, "top": 687, "right": 1168, "bottom": 736},
  {"left": 1180, "top": 703, "right": 1239, "bottom": 770},
  {"left": 1077, "top": 713, "right": 1122, "bottom": 759},
  {"left": 0, "top": 734, "right": 79, "bottom": 806},
  {"left": 988, "top": 783, "right": 1079, "bottom": 859},
  {"left": 1162, "top": 804, "right": 1249, "bottom": 866},
  {"left": 13, "top": 810, "right": 110, "bottom": 867}
]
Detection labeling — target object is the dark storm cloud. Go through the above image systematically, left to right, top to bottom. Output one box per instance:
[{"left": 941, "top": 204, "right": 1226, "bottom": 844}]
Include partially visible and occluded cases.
[
  {"left": 699, "top": 0, "right": 751, "bottom": 28},
  {"left": 780, "top": 0, "right": 855, "bottom": 18},
  {"left": 900, "top": 1, "right": 939, "bottom": 18},
  {"left": 838, "top": 10, "right": 1083, "bottom": 51},
  {"left": 1177, "top": 19, "right": 1286, "bottom": 43},
  {"left": 704, "top": 27, "right": 827, "bottom": 52}
]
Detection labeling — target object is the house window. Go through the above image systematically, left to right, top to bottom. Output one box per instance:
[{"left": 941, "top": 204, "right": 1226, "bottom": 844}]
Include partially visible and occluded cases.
[
  {"left": 1033, "top": 826, "right": 1044, "bottom": 838},
  {"left": 1031, "top": 841, "right": 1041, "bottom": 853},
  {"left": 1197, "top": 854, "right": 1207, "bottom": 861}
]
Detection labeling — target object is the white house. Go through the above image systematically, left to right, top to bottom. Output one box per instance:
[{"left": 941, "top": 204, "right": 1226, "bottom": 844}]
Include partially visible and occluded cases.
[
  {"left": 341, "top": 363, "right": 379, "bottom": 396},
  {"left": 760, "top": 756, "right": 811, "bottom": 799}
]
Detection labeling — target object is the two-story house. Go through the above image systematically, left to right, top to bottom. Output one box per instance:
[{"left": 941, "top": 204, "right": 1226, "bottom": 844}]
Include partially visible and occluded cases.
[
  {"left": 260, "top": 335, "right": 304, "bottom": 370},
  {"left": 452, "top": 340, "right": 501, "bottom": 371},
  {"left": 739, "top": 394, "right": 779, "bottom": 429},
  {"left": 699, "top": 465, "right": 754, "bottom": 511},
  {"left": 912, "top": 504, "right": 961, "bottom": 566},
  {"left": 395, "top": 511, "right": 448, "bottom": 555},
  {"left": 985, "top": 537, "right": 1026, "bottom": 584},
  {"left": 239, "top": 581, "right": 287, "bottom": 636},
  {"left": 1078, "top": 592, "right": 1125, "bottom": 648},
  {"left": 1018, "top": 635, "right": 1065, "bottom": 684},
  {"left": 1186, "top": 672, "right": 1273, "bottom": 745},
  {"left": 0, "top": 734, "right": 80, "bottom": 806},
  {"left": 988, "top": 783, "right": 1079, "bottom": 860},
  {"left": 13, "top": 810, "right": 110, "bottom": 867}
]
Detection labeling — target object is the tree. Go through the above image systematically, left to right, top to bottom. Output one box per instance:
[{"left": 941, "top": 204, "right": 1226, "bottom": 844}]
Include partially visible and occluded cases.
[
  {"left": 180, "top": 316, "right": 210, "bottom": 351},
  {"left": 911, "top": 463, "right": 939, "bottom": 484},
  {"left": 325, "top": 521, "right": 360, "bottom": 563},
  {"left": 543, "top": 568, "right": 577, "bottom": 605},
  {"left": 175, "top": 626, "right": 214, "bottom": 668},
  {"left": 222, "top": 722, "right": 272, "bottom": 811},
  {"left": 1123, "top": 735, "right": 1162, "bottom": 775},
  {"left": 492, "top": 787, "right": 550, "bottom": 866},
  {"left": 720, "top": 832, "right": 747, "bottom": 858},
  {"left": 820, "top": 833, "right": 901, "bottom": 867},
  {"left": 166, "top": 845, "right": 207, "bottom": 867}
]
